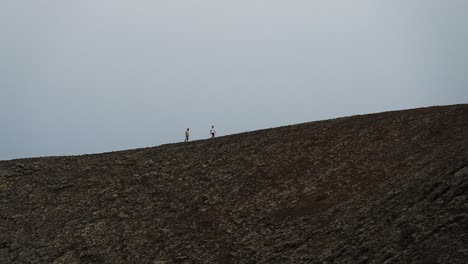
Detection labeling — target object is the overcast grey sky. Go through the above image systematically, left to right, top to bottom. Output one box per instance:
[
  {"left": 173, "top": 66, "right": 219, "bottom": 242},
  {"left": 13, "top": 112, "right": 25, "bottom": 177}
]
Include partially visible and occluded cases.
[{"left": 1, "top": 0, "right": 467, "bottom": 160}]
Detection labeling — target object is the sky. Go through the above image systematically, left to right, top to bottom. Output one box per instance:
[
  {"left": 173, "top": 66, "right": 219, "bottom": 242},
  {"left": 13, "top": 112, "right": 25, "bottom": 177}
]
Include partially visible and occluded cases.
[{"left": 1, "top": 0, "right": 467, "bottom": 160}]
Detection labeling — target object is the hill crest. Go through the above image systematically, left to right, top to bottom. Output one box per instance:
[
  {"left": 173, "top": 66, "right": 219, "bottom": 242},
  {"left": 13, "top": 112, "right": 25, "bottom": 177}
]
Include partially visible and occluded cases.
[{"left": 1, "top": 104, "right": 467, "bottom": 263}]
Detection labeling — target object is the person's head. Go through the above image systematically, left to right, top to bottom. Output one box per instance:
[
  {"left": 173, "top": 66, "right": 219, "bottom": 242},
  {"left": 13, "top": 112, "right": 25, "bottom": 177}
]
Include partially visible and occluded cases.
[
  {"left": 212, "top": 126, "right": 214, "bottom": 128},
  {"left": 187, "top": 128, "right": 189, "bottom": 131}
]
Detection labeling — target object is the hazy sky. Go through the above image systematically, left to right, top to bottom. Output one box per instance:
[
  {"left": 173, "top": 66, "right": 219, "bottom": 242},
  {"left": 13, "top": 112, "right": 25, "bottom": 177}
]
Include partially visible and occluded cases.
[{"left": 1, "top": 0, "right": 467, "bottom": 160}]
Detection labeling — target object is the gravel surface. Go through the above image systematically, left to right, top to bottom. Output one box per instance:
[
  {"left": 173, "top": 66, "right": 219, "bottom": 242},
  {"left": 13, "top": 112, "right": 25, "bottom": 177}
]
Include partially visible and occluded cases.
[{"left": 1, "top": 104, "right": 467, "bottom": 263}]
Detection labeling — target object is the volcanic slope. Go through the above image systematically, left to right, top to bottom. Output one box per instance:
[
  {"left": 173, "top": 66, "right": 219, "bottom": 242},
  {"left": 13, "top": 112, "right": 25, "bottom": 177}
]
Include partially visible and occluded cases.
[{"left": 1, "top": 104, "right": 468, "bottom": 264}]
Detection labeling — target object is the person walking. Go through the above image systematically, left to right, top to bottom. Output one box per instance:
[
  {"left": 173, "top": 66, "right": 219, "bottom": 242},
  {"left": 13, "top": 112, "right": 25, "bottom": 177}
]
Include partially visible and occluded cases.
[
  {"left": 210, "top": 126, "right": 216, "bottom": 139},
  {"left": 185, "top": 128, "right": 190, "bottom": 142}
]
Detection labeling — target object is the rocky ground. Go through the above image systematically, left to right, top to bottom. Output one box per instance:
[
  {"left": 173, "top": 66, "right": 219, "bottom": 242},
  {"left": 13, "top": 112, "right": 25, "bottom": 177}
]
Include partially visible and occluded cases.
[{"left": 1, "top": 104, "right": 467, "bottom": 263}]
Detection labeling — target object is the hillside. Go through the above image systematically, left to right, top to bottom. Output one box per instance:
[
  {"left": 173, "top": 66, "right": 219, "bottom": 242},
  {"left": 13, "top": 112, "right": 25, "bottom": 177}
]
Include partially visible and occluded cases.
[{"left": 1, "top": 104, "right": 467, "bottom": 263}]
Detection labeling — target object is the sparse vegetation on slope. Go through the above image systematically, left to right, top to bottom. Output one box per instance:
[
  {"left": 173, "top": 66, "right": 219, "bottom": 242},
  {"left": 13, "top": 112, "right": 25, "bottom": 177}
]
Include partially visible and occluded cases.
[{"left": 1, "top": 104, "right": 467, "bottom": 263}]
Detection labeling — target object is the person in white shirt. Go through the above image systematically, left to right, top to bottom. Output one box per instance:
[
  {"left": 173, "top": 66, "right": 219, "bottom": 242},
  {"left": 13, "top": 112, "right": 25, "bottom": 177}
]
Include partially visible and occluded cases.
[
  {"left": 210, "top": 126, "right": 216, "bottom": 138},
  {"left": 185, "top": 128, "right": 190, "bottom": 142}
]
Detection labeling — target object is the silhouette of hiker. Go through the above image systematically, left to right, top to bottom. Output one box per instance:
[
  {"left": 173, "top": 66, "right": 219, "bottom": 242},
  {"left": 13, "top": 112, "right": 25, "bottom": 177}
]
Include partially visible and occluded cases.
[
  {"left": 210, "top": 126, "right": 216, "bottom": 139},
  {"left": 185, "top": 128, "right": 190, "bottom": 142}
]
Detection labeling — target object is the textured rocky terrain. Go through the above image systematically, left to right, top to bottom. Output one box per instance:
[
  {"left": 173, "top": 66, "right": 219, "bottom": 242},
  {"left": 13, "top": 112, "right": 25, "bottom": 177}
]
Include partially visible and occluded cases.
[{"left": 1, "top": 104, "right": 467, "bottom": 263}]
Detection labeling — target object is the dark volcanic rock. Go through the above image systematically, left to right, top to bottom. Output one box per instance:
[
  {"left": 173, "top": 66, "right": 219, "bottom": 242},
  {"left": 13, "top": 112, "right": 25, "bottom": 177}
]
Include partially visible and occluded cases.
[{"left": 1, "top": 104, "right": 468, "bottom": 263}]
